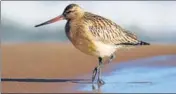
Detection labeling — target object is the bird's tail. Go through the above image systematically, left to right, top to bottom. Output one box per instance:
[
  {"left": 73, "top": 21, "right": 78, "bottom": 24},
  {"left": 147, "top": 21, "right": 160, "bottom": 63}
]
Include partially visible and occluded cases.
[
  {"left": 116, "top": 41, "right": 150, "bottom": 46},
  {"left": 139, "top": 41, "right": 150, "bottom": 45}
]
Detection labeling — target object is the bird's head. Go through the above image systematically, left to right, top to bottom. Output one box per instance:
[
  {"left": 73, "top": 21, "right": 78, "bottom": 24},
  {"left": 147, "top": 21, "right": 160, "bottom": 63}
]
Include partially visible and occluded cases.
[
  {"left": 35, "top": 4, "right": 84, "bottom": 27},
  {"left": 63, "top": 4, "right": 84, "bottom": 20}
]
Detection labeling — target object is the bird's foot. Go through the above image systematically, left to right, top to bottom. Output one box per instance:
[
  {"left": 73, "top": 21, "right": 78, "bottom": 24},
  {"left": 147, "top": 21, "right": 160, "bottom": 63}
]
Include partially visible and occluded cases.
[
  {"left": 92, "top": 67, "right": 105, "bottom": 84},
  {"left": 92, "top": 79, "right": 105, "bottom": 90},
  {"left": 98, "top": 79, "right": 105, "bottom": 85},
  {"left": 92, "top": 84, "right": 96, "bottom": 90}
]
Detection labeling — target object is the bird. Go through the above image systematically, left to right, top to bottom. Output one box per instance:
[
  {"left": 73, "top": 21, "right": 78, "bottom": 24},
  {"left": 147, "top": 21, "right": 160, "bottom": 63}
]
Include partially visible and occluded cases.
[{"left": 35, "top": 4, "right": 150, "bottom": 85}]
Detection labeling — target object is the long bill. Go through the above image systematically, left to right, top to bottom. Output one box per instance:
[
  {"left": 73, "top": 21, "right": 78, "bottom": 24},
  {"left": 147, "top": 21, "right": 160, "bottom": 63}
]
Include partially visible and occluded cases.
[{"left": 35, "top": 15, "right": 64, "bottom": 27}]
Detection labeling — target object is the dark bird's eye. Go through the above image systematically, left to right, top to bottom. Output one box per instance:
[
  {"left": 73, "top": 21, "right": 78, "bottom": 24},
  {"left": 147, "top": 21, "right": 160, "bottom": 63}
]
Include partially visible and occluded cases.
[{"left": 66, "top": 11, "right": 72, "bottom": 14}]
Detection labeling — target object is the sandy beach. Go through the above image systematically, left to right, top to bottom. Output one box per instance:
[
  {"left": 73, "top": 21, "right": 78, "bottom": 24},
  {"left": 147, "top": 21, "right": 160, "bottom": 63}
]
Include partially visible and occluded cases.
[{"left": 1, "top": 42, "right": 176, "bottom": 93}]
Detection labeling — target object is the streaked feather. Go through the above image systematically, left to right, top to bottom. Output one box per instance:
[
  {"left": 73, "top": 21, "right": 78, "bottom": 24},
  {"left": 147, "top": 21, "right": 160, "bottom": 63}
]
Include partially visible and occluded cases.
[{"left": 83, "top": 12, "right": 140, "bottom": 45}]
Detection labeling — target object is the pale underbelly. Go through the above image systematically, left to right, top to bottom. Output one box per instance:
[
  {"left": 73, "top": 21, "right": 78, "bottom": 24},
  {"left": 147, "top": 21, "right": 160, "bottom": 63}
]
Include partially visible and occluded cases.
[{"left": 93, "top": 41, "right": 117, "bottom": 57}]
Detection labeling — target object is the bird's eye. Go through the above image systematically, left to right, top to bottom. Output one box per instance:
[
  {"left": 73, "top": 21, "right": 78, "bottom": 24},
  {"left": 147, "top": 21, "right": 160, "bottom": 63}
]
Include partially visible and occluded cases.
[{"left": 66, "top": 11, "right": 72, "bottom": 14}]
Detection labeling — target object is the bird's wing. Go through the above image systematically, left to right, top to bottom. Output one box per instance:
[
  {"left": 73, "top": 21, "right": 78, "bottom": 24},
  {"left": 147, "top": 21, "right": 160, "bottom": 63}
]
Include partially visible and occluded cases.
[{"left": 85, "top": 13, "right": 139, "bottom": 45}]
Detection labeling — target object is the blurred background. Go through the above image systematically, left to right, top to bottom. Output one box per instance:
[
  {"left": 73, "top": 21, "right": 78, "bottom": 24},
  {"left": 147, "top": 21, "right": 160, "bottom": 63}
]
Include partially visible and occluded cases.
[{"left": 1, "top": 1, "right": 176, "bottom": 44}]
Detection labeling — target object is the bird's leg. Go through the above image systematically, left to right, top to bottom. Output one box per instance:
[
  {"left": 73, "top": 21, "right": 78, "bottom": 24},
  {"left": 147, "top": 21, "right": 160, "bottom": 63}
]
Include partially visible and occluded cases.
[
  {"left": 92, "top": 54, "right": 115, "bottom": 85},
  {"left": 107, "top": 54, "right": 116, "bottom": 64},
  {"left": 92, "top": 57, "right": 105, "bottom": 85},
  {"left": 97, "top": 57, "right": 105, "bottom": 85},
  {"left": 92, "top": 66, "right": 98, "bottom": 84},
  {"left": 92, "top": 66, "right": 98, "bottom": 90}
]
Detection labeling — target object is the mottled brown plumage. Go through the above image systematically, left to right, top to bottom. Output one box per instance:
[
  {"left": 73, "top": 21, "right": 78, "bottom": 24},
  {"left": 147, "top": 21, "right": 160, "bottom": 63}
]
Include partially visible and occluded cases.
[
  {"left": 35, "top": 3, "right": 150, "bottom": 87},
  {"left": 83, "top": 12, "right": 139, "bottom": 45}
]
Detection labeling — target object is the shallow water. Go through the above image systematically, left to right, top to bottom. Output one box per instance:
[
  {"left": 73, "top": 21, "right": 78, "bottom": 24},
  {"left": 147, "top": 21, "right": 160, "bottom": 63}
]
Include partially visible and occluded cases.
[{"left": 79, "top": 55, "right": 176, "bottom": 93}]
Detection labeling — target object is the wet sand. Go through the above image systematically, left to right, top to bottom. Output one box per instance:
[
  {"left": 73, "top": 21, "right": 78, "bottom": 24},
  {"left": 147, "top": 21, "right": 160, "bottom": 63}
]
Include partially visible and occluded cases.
[{"left": 1, "top": 43, "right": 176, "bottom": 93}]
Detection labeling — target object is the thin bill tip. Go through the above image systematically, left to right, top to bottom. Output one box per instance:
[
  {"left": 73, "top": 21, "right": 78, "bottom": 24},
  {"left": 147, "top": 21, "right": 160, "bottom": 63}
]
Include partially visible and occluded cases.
[{"left": 34, "top": 25, "right": 39, "bottom": 27}]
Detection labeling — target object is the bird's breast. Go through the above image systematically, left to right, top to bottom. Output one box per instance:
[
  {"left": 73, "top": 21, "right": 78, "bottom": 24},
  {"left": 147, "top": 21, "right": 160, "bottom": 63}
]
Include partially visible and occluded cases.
[{"left": 65, "top": 20, "right": 98, "bottom": 56}]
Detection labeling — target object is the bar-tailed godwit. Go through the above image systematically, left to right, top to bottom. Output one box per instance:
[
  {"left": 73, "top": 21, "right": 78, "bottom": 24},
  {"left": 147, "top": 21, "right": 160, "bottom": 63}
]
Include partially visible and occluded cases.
[{"left": 35, "top": 4, "right": 150, "bottom": 86}]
